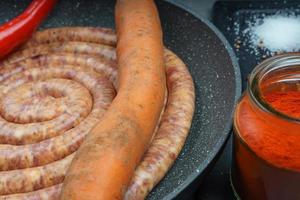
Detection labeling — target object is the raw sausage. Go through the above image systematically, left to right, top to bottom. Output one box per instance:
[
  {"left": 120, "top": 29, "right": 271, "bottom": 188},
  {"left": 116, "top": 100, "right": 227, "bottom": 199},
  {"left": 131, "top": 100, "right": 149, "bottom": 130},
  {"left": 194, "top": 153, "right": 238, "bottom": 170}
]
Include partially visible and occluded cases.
[
  {"left": 61, "top": 0, "right": 166, "bottom": 199},
  {"left": 0, "top": 27, "right": 194, "bottom": 200},
  {"left": 125, "top": 49, "right": 195, "bottom": 199}
]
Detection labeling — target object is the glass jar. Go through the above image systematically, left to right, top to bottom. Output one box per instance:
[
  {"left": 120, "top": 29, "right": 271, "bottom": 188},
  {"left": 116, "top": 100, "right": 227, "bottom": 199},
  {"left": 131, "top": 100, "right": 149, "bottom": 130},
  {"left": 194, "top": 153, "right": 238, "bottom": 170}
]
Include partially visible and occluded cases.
[{"left": 231, "top": 54, "right": 300, "bottom": 200}]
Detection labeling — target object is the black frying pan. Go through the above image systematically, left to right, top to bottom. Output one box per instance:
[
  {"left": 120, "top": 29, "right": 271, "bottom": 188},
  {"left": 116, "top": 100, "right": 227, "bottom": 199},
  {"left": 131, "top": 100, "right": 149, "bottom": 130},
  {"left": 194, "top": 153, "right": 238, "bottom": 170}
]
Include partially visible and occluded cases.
[{"left": 0, "top": 1, "right": 241, "bottom": 199}]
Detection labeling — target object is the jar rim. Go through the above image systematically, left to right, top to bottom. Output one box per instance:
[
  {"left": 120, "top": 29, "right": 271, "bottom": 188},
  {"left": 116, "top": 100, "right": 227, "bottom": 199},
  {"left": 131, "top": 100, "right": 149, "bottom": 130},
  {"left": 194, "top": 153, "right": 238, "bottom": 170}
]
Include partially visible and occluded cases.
[{"left": 248, "top": 53, "right": 300, "bottom": 123}]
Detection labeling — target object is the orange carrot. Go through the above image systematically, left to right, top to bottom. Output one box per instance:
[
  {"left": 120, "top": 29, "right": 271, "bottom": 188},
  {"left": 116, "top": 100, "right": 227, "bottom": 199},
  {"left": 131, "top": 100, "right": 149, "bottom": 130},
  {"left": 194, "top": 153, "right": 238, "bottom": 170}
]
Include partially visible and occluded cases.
[{"left": 60, "top": 0, "right": 166, "bottom": 199}]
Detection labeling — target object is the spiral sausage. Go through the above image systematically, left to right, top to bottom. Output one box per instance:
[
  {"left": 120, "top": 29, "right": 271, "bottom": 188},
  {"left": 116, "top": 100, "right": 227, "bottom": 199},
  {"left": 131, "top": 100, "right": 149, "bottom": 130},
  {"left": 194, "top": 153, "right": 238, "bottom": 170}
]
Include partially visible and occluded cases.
[{"left": 0, "top": 27, "right": 194, "bottom": 200}]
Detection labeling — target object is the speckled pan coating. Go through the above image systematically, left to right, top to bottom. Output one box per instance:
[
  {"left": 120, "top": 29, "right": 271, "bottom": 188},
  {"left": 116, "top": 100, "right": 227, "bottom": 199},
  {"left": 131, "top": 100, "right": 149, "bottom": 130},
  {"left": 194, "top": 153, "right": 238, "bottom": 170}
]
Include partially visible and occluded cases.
[{"left": 0, "top": 1, "right": 241, "bottom": 199}]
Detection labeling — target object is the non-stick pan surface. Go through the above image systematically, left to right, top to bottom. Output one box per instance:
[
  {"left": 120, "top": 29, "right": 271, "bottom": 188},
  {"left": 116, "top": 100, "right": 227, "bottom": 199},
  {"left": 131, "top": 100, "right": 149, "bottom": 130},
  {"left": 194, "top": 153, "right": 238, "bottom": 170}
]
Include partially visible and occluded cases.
[{"left": 0, "top": 1, "right": 241, "bottom": 199}]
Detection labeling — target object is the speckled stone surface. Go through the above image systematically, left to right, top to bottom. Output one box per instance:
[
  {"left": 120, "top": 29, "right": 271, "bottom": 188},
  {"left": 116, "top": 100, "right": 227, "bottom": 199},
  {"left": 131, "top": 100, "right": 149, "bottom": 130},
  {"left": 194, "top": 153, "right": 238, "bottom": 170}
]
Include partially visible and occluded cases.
[{"left": 0, "top": 1, "right": 241, "bottom": 199}]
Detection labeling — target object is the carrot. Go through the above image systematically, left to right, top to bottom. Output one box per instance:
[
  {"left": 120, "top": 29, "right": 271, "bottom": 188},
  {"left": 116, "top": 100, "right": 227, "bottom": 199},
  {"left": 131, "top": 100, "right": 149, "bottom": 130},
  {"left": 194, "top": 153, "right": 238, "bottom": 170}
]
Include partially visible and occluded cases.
[{"left": 60, "top": 0, "right": 166, "bottom": 199}]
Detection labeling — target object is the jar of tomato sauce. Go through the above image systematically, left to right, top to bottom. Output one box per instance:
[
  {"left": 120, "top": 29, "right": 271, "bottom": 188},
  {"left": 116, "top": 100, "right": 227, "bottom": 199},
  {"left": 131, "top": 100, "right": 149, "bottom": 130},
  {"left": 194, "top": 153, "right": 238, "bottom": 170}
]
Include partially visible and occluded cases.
[{"left": 232, "top": 54, "right": 300, "bottom": 200}]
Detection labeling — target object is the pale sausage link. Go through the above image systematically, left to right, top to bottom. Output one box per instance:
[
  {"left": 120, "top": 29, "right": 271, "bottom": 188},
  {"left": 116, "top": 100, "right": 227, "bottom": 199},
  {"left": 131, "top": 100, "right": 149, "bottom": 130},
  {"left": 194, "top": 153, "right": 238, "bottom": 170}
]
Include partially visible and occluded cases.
[
  {"left": 22, "top": 27, "right": 116, "bottom": 48},
  {"left": 0, "top": 28, "right": 195, "bottom": 199},
  {"left": 0, "top": 28, "right": 118, "bottom": 197},
  {"left": 3, "top": 42, "right": 116, "bottom": 65},
  {"left": 3, "top": 48, "right": 118, "bottom": 88},
  {"left": 0, "top": 62, "right": 115, "bottom": 170},
  {"left": 0, "top": 79, "right": 92, "bottom": 144},
  {"left": 0, "top": 154, "right": 73, "bottom": 195},
  {"left": 0, "top": 184, "right": 61, "bottom": 200}
]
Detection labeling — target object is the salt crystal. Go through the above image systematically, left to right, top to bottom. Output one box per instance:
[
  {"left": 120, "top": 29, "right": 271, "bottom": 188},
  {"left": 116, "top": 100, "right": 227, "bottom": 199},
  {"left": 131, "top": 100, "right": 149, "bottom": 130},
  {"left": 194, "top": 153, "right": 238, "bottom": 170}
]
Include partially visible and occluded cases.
[
  {"left": 234, "top": 12, "right": 300, "bottom": 56},
  {"left": 252, "top": 15, "right": 300, "bottom": 52}
]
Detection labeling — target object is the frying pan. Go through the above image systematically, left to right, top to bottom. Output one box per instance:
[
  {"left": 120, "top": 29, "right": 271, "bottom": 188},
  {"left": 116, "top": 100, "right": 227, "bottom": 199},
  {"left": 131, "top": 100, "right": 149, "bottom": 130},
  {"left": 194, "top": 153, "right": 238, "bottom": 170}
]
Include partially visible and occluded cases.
[{"left": 0, "top": 0, "right": 241, "bottom": 199}]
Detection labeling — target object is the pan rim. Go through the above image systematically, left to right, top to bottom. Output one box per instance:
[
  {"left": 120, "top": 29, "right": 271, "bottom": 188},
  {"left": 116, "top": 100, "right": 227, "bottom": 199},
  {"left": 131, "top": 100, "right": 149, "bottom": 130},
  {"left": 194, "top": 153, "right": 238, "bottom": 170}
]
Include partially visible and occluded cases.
[{"left": 161, "top": 1, "right": 242, "bottom": 199}]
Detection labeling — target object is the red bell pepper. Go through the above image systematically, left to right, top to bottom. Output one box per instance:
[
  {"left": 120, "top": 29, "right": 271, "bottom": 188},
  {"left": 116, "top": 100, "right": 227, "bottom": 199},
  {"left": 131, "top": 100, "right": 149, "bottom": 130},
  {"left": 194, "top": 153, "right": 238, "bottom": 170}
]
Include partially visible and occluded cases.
[{"left": 0, "top": 0, "right": 57, "bottom": 59}]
